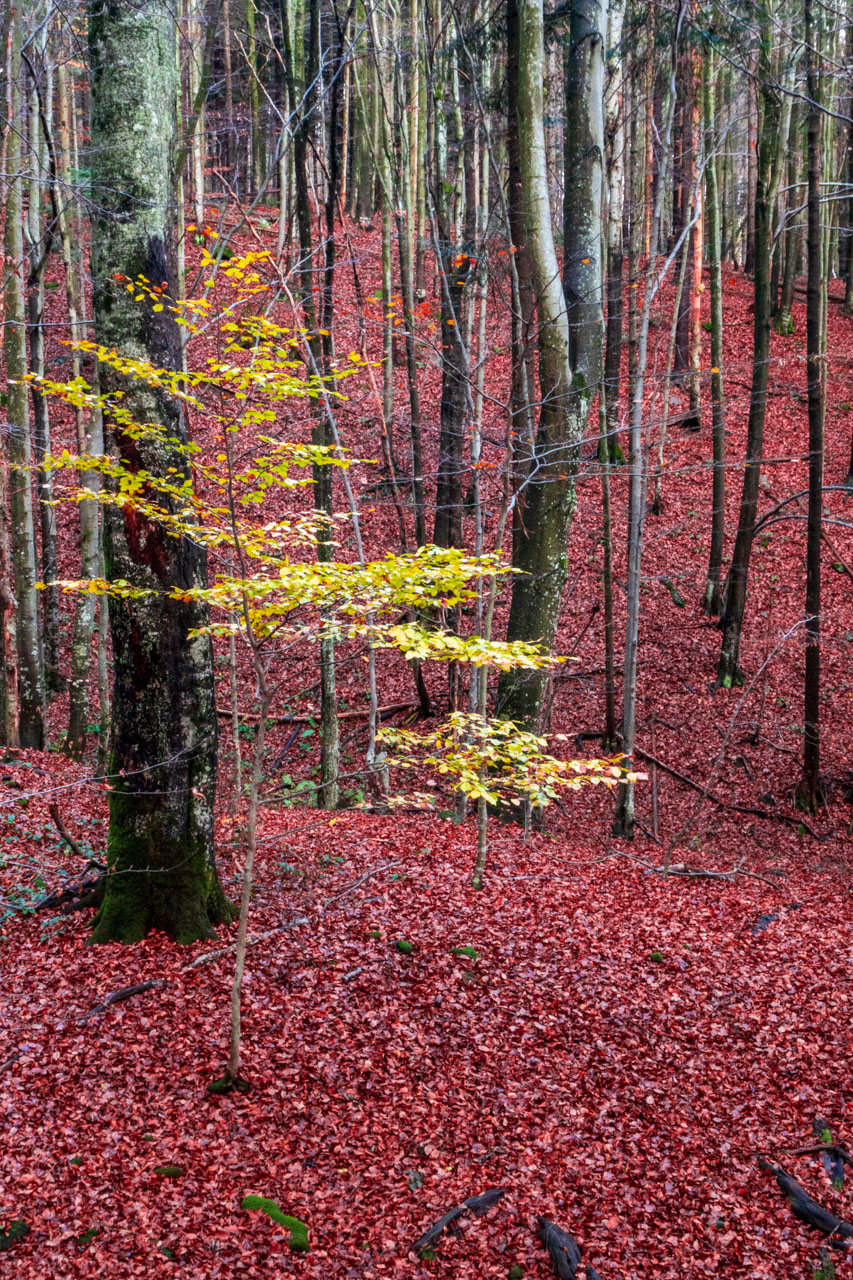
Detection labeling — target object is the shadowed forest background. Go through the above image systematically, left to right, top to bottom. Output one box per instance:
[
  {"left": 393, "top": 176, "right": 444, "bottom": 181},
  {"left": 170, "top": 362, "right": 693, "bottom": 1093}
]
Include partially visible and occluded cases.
[{"left": 0, "top": 0, "right": 852, "bottom": 1274}]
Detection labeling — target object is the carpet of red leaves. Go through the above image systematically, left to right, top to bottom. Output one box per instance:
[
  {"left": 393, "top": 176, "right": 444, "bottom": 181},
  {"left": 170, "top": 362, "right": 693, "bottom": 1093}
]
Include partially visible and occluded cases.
[{"left": 0, "top": 220, "right": 851, "bottom": 1278}]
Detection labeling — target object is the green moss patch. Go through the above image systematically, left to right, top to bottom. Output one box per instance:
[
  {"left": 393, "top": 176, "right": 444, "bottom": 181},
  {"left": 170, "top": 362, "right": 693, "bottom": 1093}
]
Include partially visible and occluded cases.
[
  {"left": 207, "top": 1072, "right": 251, "bottom": 1095},
  {"left": 153, "top": 1165, "right": 185, "bottom": 1179},
  {"left": 241, "top": 1196, "right": 309, "bottom": 1253},
  {"left": 0, "top": 1220, "right": 30, "bottom": 1252}
]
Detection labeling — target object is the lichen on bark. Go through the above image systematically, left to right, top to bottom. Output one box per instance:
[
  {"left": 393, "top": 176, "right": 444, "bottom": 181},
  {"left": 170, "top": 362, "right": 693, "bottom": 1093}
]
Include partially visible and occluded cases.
[{"left": 88, "top": 0, "right": 232, "bottom": 944}]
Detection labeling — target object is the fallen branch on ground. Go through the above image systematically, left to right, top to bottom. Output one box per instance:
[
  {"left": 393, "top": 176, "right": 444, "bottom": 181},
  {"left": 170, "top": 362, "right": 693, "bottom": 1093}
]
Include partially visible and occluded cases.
[
  {"left": 633, "top": 746, "right": 822, "bottom": 838},
  {"left": 49, "top": 804, "right": 102, "bottom": 866},
  {"left": 600, "top": 850, "right": 782, "bottom": 888},
  {"left": 322, "top": 862, "right": 403, "bottom": 912},
  {"left": 34, "top": 871, "right": 106, "bottom": 914},
  {"left": 184, "top": 916, "right": 309, "bottom": 970},
  {"left": 79, "top": 980, "right": 166, "bottom": 1023},
  {"left": 782, "top": 1144, "right": 851, "bottom": 1165},
  {"left": 759, "top": 1157, "right": 853, "bottom": 1249},
  {"left": 411, "top": 1188, "right": 507, "bottom": 1253}
]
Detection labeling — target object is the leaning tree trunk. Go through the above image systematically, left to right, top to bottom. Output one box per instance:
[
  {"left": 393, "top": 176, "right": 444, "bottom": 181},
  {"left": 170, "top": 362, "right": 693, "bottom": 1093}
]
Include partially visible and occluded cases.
[
  {"left": 89, "top": 0, "right": 232, "bottom": 944},
  {"left": 497, "top": 0, "right": 582, "bottom": 727}
]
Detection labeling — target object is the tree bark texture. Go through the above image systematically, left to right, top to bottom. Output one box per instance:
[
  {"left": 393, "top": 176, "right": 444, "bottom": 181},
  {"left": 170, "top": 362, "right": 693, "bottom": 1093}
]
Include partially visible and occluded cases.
[
  {"left": 89, "top": 0, "right": 231, "bottom": 944},
  {"left": 498, "top": 0, "right": 582, "bottom": 727}
]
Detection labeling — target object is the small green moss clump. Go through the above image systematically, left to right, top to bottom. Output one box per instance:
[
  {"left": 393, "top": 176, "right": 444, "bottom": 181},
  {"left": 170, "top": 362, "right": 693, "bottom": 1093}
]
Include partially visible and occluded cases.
[
  {"left": 365, "top": 929, "right": 382, "bottom": 940},
  {"left": 395, "top": 939, "right": 414, "bottom": 955},
  {"left": 450, "top": 945, "right": 478, "bottom": 961},
  {"left": 649, "top": 950, "right": 664, "bottom": 964},
  {"left": 207, "top": 1072, "right": 251, "bottom": 1095},
  {"left": 153, "top": 1165, "right": 185, "bottom": 1179},
  {"left": 241, "top": 1196, "right": 310, "bottom": 1253},
  {"left": 0, "top": 1220, "right": 30, "bottom": 1252},
  {"left": 77, "top": 1227, "right": 99, "bottom": 1247},
  {"left": 508, "top": 1266, "right": 525, "bottom": 1280}
]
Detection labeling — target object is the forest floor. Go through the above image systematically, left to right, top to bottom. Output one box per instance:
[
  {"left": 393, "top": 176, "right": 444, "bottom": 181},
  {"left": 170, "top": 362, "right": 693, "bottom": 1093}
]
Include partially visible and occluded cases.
[{"left": 1, "top": 219, "right": 852, "bottom": 1278}]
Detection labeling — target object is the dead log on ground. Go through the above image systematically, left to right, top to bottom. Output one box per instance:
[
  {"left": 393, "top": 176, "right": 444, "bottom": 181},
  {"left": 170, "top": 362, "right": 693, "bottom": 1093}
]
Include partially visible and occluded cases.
[{"left": 759, "top": 1158, "right": 853, "bottom": 1249}]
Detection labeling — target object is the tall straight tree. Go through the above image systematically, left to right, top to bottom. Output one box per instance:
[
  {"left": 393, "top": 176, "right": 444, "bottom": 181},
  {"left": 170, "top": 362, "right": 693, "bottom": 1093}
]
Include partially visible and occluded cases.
[
  {"left": 4, "top": 0, "right": 44, "bottom": 749},
  {"left": 88, "top": 0, "right": 232, "bottom": 944},
  {"left": 498, "top": 0, "right": 583, "bottom": 726},
  {"left": 797, "top": 0, "right": 824, "bottom": 811},
  {"left": 717, "top": 8, "right": 791, "bottom": 686},
  {"left": 702, "top": 36, "right": 725, "bottom": 616}
]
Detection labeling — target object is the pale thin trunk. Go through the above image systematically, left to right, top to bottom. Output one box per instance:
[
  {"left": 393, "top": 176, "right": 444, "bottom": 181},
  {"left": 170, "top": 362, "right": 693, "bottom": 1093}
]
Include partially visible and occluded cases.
[
  {"left": 797, "top": 0, "right": 824, "bottom": 812},
  {"left": 5, "top": 4, "right": 43, "bottom": 750},
  {"left": 613, "top": 5, "right": 682, "bottom": 837},
  {"left": 703, "top": 41, "right": 726, "bottom": 616}
]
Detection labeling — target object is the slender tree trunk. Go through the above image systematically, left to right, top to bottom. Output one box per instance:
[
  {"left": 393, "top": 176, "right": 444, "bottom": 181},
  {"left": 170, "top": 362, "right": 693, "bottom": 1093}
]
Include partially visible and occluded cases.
[
  {"left": 89, "top": 0, "right": 232, "bottom": 944},
  {"left": 282, "top": 0, "right": 340, "bottom": 807},
  {"left": 505, "top": 0, "right": 536, "bottom": 465},
  {"left": 603, "top": 0, "right": 626, "bottom": 458},
  {"left": 797, "top": 0, "right": 824, "bottom": 812},
  {"left": 4, "top": 3, "right": 43, "bottom": 750},
  {"left": 613, "top": 4, "right": 681, "bottom": 837},
  {"left": 717, "top": 22, "right": 786, "bottom": 688},
  {"left": 24, "top": 41, "right": 61, "bottom": 698},
  {"left": 702, "top": 41, "right": 726, "bottom": 616},
  {"left": 745, "top": 60, "right": 757, "bottom": 273},
  {"left": 776, "top": 105, "right": 802, "bottom": 334}
]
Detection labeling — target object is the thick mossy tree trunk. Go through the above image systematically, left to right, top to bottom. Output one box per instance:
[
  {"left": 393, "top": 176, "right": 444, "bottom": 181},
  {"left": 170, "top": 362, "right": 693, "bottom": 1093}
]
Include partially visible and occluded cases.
[
  {"left": 89, "top": 0, "right": 232, "bottom": 944},
  {"left": 497, "top": 0, "right": 581, "bottom": 727}
]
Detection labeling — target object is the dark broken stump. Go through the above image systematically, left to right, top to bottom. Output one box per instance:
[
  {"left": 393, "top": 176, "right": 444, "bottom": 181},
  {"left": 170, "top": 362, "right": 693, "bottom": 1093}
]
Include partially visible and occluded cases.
[{"left": 537, "top": 1216, "right": 582, "bottom": 1279}]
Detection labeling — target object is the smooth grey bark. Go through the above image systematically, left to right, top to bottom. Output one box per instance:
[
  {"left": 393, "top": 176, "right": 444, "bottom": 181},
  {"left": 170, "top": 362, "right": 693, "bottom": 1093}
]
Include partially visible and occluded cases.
[
  {"left": 88, "top": 0, "right": 231, "bottom": 943},
  {"left": 281, "top": 0, "right": 340, "bottom": 807},
  {"left": 498, "top": 0, "right": 582, "bottom": 727},
  {"left": 563, "top": 0, "right": 606, "bottom": 402},
  {"left": 603, "top": 0, "right": 625, "bottom": 458},
  {"left": 797, "top": 0, "right": 824, "bottom": 812},
  {"left": 4, "top": 1, "right": 44, "bottom": 749},
  {"left": 612, "top": 3, "right": 681, "bottom": 838},
  {"left": 717, "top": 17, "right": 791, "bottom": 687},
  {"left": 23, "top": 31, "right": 61, "bottom": 699},
  {"left": 702, "top": 41, "right": 726, "bottom": 617},
  {"left": 776, "top": 106, "right": 803, "bottom": 335}
]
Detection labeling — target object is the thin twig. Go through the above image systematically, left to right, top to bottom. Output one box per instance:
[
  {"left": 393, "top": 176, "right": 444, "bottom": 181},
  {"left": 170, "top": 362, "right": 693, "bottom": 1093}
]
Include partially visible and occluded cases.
[
  {"left": 49, "top": 803, "right": 89, "bottom": 861},
  {"left": 321, "top": 861, "right": 402, "bottom": 912},
  {"left": 184, "top": 916, "right": 310, "bottom": 970}
]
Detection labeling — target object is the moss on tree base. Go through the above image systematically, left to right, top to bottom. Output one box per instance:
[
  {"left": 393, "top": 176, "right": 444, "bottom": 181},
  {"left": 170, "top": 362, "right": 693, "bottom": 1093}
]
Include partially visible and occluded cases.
[{"left": 91, "top": 868, "right": 234, "bottom": 946}]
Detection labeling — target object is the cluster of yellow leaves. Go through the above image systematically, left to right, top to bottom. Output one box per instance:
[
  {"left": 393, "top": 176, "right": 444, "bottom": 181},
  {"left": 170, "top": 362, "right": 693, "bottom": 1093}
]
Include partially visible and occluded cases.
[
  {"left": 32, "top": 266, "right": 627, "bottom": 811},
  {"left": 379, "top": 712, "right": 641, "bottom": 809}
]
